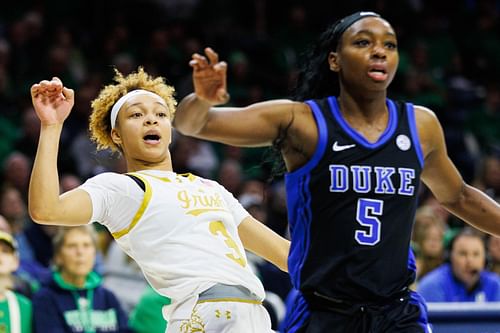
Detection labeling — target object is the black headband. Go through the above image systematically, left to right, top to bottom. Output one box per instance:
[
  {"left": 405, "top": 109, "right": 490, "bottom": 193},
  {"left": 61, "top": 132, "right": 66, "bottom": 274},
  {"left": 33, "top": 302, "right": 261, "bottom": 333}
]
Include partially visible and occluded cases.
[{"left": 331, "top": 11, "right": 381, "bottom": 50}]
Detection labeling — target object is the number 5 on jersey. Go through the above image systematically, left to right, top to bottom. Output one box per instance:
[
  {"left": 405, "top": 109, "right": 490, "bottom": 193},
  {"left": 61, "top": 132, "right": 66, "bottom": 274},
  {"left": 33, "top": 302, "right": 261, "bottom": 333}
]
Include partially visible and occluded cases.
[
  {"left": 355, "top": 198, "right": 383, "bottom": 246},
  {"left": 209, "top": 221, "right": 247, "bottom": 267}
]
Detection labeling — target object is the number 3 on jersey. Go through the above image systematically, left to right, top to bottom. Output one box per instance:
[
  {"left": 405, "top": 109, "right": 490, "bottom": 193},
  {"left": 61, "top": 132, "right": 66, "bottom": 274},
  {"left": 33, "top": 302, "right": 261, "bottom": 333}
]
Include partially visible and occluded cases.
[
  {"left": 355, "top": 198, "right": 383, "bottom": 246},
  {"left": 209, "top": 221, "right": 247, "bottom": 267}
]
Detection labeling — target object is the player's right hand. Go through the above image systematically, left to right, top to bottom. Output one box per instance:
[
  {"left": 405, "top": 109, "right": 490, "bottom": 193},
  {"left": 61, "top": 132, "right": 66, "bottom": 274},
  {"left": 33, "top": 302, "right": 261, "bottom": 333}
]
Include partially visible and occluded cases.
[
  {"left": 190, "top": 47, "right": 230, "bottom": 106},
  {"left": 30, "top": 77, "right": 74, "bottom": 125}
]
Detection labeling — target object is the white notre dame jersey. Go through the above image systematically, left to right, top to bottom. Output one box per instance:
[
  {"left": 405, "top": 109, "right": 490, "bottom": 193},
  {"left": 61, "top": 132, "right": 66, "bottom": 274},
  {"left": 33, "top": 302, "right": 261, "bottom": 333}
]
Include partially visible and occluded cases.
[{"left": 79, "top": 170, "right": 265, "bottom": 320}]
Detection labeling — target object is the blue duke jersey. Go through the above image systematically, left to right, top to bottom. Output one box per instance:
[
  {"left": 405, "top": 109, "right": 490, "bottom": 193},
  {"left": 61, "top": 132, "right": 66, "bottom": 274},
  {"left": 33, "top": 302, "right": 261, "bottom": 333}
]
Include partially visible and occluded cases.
[{"left": 285, "top": 97, "right": 424, "bottom": 303}]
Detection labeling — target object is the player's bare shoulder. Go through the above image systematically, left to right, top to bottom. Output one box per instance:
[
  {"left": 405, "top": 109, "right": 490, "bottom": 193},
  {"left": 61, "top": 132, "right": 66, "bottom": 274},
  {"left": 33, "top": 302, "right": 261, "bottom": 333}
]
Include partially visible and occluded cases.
[{"left": 413, "top": 105, "right": 443, "bottom": 158}]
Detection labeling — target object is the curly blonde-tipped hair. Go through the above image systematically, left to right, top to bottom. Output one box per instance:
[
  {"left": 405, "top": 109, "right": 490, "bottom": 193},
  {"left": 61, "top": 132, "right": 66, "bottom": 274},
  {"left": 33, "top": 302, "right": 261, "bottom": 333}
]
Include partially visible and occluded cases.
[{"left": 89, "top": 67, "right": 177, "bottom": 152}]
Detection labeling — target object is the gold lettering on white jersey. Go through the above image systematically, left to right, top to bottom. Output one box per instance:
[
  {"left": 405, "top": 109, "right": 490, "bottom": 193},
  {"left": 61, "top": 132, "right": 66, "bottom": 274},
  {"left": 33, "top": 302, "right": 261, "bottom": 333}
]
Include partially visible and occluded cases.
[{"left": 177, "top": 190, "right": 227, "bottom": 216}]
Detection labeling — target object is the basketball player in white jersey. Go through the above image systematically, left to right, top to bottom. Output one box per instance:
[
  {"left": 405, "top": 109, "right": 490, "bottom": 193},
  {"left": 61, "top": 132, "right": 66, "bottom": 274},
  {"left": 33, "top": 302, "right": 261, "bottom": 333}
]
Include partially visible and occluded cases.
[{"left": 28, "top": 68, "right": 290, "bottom": 332}]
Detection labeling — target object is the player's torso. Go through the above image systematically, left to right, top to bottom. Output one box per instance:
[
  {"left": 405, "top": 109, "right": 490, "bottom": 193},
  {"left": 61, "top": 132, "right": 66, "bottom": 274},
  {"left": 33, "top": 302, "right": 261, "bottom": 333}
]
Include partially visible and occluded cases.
[
  {"left": 286, "top": 97, "right": 423, "bottom": 302},
  {"left": 114, "top": 171, "right": 264, "bottom": 301}
]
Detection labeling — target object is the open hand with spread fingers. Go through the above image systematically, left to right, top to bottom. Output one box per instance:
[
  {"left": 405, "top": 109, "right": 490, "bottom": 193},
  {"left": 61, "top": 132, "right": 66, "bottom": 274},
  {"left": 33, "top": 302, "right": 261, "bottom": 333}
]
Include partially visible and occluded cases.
[
  {"left": 190, "top": 47, "right": 230, "bottom": 105},
  {"left": 30, "top": 77, "right": 74, "bottom": 125}
]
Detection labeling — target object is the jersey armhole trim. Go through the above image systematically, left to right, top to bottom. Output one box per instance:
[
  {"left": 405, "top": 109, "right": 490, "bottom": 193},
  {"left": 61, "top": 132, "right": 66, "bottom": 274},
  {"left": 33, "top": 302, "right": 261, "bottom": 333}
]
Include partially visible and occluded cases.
[
  {"left": 285, "top": 100, "right": 328, "bottom": 178},
  {"left": 406, "top": 103, "right": 425, "bottom": 168},
  {"left": 111, "top": 173, "right": 152, "bottom": 239}
]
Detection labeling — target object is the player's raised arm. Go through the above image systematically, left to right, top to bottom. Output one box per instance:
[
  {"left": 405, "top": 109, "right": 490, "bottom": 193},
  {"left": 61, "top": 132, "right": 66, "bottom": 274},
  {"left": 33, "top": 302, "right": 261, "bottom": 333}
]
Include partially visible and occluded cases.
[
  {"left": 173, "top": 47, "right": 307, "bottom": 148},
  {"left": 29, "top": 78, "right": 93, "bottom": 226}
]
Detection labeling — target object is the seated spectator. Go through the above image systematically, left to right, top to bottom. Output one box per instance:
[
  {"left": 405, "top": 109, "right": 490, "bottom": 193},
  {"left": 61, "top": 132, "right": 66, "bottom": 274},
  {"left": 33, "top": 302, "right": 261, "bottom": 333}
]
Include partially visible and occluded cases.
[
  {"left": 0, "top": 187, "right": 51, "bottom": 290},
  {"left": 413, "top": 210, "right": 447, "bottom": 280},
  {"left": 32, "top": 225, "right": 130, "bottom": 332},
  {"left": 418, "top": 227, "right": 500, "bottom": 302},
  {"left": 0, "top": 230, "right": 32, "bottom": 333},
  {"left": 487, "top": 235, "right": 500, "bottom": 276},
  {"left": 101, "top": 241, "right": 148, "bottom": 313},
  {"left": 128, "top": 285, "right": 170, "bottom": 333}
]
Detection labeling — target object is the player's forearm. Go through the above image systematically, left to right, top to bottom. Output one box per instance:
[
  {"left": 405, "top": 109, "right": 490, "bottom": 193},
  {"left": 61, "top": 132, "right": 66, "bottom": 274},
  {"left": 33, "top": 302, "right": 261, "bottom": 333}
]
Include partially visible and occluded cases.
[
  {"left": 173, "top": 93, "right": 212, "bottom": 135},
  {"left": 28, "top": 124, "right": 64, "bottom": 223},
  {"left": 443, "top": 184, "right": 500, "bottom": 236},
  {"left": 239, "top": 217, "right": 290, "bottom": 272},
  {"left": 269, "top": 238, "right": 290, "bottom": 272}
]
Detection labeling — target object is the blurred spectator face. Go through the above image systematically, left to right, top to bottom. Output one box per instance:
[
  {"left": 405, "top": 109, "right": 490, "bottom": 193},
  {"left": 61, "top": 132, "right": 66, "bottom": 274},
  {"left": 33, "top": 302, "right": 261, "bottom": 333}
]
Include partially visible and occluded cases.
[
  {"left": 48, "top": 46, "right": 70, "bottom": 75},
  {"left": 22, "top": 107, "right": 40, "bottom": 140},
  {"left": 3, "top": 152, "right": 31, "bottom": 192},
  {"left": 483, "top": 156, "right": 500, "bottom": 192},
  {"left": 218, "top": 159, "right": 242, "bottom": 195},
  {"left": 60, "top": 174, "right": 82, "bottom": 192},
  {"left": 241, "top": 180, "right": 266, "bottom": 201},
  {"left": 0, "top": 187, "right": 26, "bottom": 223},
  {"left": 422, "top": 196, "right": 451, "bottom": 223},
  {"left": 247, "top": 204, "right": 267, "bottom": 223},
  {"left": 413, "top": 205, "right": 444, "bottom": 238},
  {"left": 0, "top": 215, "right": 11, "bottom": 233},
  {"left": 421, "top": 224, "right": 444, "bottom": 258},
  {"left": 55, "top": 228, "right": 96, "bottom": 279},
  {"left": 451, "top": 235, "right": 486, "bottom": 290},
  {"left": 488, "top": 236, "right": 500, "bottom": 263},
  {"left": 0, "top": 241, "right": 18, "bottom": 276}
]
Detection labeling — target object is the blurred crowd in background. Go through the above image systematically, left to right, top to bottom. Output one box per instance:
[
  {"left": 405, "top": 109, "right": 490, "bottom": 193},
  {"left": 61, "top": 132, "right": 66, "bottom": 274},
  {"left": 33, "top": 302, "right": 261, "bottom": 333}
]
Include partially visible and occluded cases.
[{"left": 0, "top": 0, "right": 499, "bottom": 331}]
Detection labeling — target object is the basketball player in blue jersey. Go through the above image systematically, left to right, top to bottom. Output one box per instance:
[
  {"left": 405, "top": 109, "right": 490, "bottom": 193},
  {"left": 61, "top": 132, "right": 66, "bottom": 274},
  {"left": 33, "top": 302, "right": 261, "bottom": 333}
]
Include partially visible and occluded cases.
[{"left": 173, "top": 11, "right": 500, "bottom": 333}]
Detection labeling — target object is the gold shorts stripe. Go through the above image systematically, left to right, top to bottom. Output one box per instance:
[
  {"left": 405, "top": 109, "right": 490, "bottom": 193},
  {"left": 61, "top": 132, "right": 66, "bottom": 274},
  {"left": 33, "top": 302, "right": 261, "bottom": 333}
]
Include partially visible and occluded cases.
[{"left": 197, "top": 298, "right": 262, "bottom": 305}]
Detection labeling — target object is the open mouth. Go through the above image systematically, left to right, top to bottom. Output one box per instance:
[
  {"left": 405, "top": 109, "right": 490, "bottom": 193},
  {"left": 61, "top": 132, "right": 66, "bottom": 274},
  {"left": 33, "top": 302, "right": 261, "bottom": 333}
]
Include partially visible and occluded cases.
[
  {"left": 368, "top": 68, "right": 388, "bottom": 81},
  {"left": 143, "top": 133, "right": 161, "bottom": 144}
]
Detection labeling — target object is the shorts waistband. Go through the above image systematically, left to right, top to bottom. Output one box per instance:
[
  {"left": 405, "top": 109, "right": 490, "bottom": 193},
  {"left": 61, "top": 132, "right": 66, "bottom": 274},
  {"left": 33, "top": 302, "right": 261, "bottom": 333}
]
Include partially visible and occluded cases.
[
  {"left": 197, "top": 283, "right": 262, "bottom": 304},
  {"left": 305, "top": 288, "right": 410, "bottom": 315}
]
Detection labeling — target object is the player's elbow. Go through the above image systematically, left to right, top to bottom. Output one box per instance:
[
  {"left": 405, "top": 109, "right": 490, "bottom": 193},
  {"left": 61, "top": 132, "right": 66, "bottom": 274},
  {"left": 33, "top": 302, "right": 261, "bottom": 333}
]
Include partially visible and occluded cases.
[
  {"left": 439, "top": 182, "right": 468, "bottom": 211},
  {"left": 28, "top": 206, "right": 58, "bottom": 225}
]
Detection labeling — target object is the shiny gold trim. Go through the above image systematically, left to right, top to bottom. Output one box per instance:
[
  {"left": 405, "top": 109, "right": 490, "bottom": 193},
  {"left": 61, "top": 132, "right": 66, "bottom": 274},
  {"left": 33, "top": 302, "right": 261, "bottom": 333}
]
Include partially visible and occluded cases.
[{"left": 112, "top": 173, "right": 152, "bottom": 239}]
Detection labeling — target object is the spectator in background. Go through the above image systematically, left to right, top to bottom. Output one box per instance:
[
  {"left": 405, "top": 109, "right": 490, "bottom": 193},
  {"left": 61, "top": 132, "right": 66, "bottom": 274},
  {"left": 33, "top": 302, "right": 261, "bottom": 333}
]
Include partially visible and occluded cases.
[
  {"left": 467, "top": 83, "right": 500, "bottom": 154},
  {"left": 14, "top": 107, "right": 40, "bottom": 163},
  {"left": 169, "top": 133, "right": 219, "bottom": 177},
  {"left": 2, "top": 152, "right": 31, "bottom": 200},
  {"left": 475, "top": 154, "right": 500, "bottom": 202},
  {"left": 216, "top": 158, "right": 244, "bottom": 197},
  {"left": 59, "top": 174, "right": 82, "bottom": 194},
  {"left": 0, "top": 186, "right": 36, "bottom": 262},
  {"left": 18, "top": 199, "right": 59, "bottom": 270},
  {"left": 0, "top": 206, "right": 48, "bottom": 298},
  {"left": 413, "top": 211, "right": 447, "bottom": 280},
  {"left": 32, "top": 225, "right": 130, "bottom": 333},
  {"left": 418, "top": 227, "right": 500, "bottom": 302},
  {"left": 0, "top": 230, "right": 32, "bottom": 333},
  {"left": 487, "top": 235, "right": 500, "bottom": 276},
  {"left": 101, "top": 240, "right": 148, "bottom": 313},
  {"left": 128, "top": 285, "right": 171, "bottom": 333}
]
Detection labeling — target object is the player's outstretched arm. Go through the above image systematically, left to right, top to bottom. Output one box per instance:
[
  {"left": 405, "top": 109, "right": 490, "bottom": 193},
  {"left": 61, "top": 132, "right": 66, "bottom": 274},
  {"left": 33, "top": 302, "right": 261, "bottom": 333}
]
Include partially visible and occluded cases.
[
  {"left": 173, "top": 47, "right": 304, "bottom": 148},
  {"left": 28, "top": 78, "right": 92, "bottom": 226},
  {"left": 418, "top": 106, "right": 500, "bottom": 235},
  {"left": 238, "top": 216, "right": 290, "bottom": 272}
]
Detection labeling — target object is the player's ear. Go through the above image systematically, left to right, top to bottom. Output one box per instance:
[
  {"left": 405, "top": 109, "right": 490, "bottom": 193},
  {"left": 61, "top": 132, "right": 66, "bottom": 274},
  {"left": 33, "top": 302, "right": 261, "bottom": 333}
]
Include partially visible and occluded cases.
[{"left": 328, "top": 52, "right": 340, "bottom": 72}]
